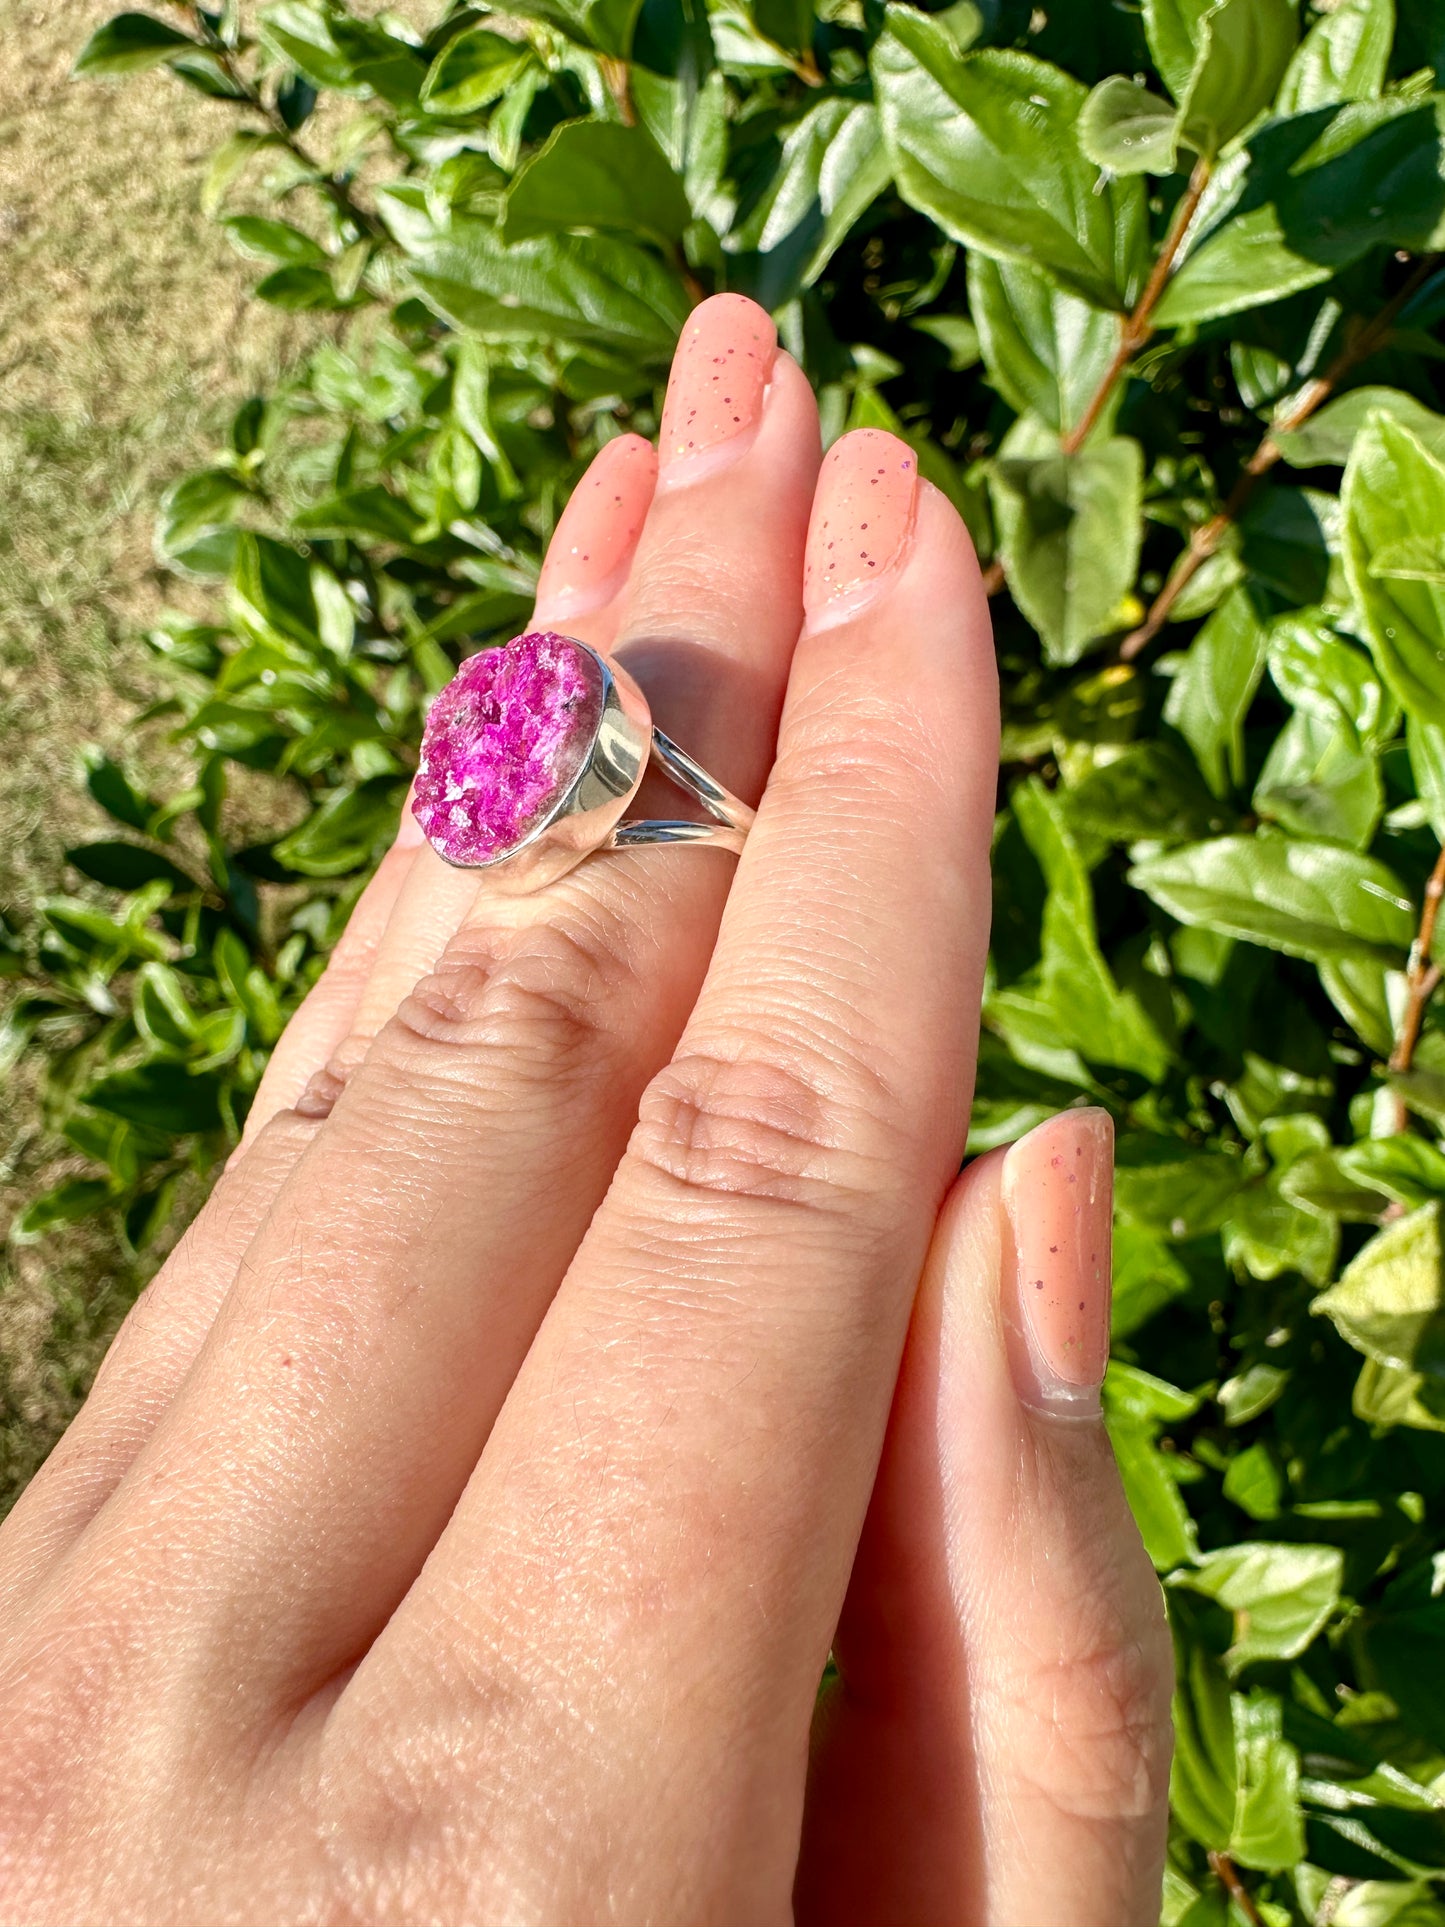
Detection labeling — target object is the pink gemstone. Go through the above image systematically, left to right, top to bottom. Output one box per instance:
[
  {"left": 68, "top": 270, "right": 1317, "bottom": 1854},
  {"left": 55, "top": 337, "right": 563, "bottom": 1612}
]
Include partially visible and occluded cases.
[{"left": 412, "top": 631, "right": 603, "bottom": 866}]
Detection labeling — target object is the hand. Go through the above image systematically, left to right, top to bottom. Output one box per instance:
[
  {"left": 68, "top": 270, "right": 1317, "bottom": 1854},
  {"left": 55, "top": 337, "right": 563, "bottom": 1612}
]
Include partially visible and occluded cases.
[{"left": 0, "top": 296, "right": 1171, "bottom": 1926}]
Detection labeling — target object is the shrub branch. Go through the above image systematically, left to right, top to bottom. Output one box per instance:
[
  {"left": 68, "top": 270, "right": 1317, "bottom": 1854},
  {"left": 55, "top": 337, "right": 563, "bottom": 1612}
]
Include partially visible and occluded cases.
[
  {"left": 188, "top": 8, "right": 382, "bottom": 239},
  {"left": 1061, "top": 156, "right": 1213, "bottom": 458},
  {"left": 983, "top": 160, "right": 1211, "bottom": 603},
  {"left": 1119, "top": 252, "right": 1444, "bottom": 661},
  {"left": 1388, "top": 844, "right": 1445, "bottom": 1133},
  {"left": 1208, "top": 1852, "right": 1264, "bottom": 1927}
]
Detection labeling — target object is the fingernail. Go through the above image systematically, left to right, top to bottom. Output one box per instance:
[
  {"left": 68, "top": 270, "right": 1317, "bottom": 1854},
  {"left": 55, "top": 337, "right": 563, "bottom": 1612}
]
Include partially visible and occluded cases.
[
  {"left": 657, "top": 294, "right": 776, "bottom": 482},
  {"left": 802, "top": 429, "right": 919, "bottom": 629},
  {"left": 534, "top": 433, "right": 657, "bottom": 618},
  {"left": 1000, "top": 1109, "right": 1114, "bottom": 1416}
]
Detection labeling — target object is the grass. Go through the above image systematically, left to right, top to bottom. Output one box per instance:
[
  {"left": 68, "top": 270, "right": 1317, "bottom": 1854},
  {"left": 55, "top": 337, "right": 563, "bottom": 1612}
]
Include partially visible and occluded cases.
[{"left": 0, "top": 1, "right": 318, "bottom": 1503}]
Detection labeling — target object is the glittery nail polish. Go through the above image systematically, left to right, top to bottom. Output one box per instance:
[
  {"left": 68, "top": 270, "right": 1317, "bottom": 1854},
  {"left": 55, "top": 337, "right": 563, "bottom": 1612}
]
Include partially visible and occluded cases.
[
  {"left": 657, "top": 294, "right": 776, "bottom": 477},
  {"left": 802, "top": 429, "right": 918, "bottom": 626},
  {"left": 534, "top": 433, "right": 657, "bottom": 617},
  {"left": 1000, "top": 1109, "right": 1114, "bottom": 1415}
]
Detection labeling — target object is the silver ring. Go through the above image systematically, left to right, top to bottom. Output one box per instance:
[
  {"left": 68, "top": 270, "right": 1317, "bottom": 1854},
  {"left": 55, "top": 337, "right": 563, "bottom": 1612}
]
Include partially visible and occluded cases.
[{"left": 411, "top": 630, "right": 755, "bottom": 891}]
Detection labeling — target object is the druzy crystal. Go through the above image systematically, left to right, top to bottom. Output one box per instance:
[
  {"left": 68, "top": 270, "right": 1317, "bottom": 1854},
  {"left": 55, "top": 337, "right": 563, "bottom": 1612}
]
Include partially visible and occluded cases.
[{"left": 412, "top": 631, "right": 603, "bottom": 866}]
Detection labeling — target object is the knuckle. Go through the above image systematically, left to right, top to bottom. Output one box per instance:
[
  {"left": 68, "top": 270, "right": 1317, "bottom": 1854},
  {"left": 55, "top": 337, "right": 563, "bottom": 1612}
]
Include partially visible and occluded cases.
[
  {"left": 778, "top": 661, "right": 950, "bottom": 812},
  {"left": 385, "top": 913, "right": 624, "bottom": 1087},
  {"left": 631, "top": 1048, "right": 880, "bottom": 1212},
  {"left": 990, "top": 1592, "right": 1175, "bottom": 1827}
]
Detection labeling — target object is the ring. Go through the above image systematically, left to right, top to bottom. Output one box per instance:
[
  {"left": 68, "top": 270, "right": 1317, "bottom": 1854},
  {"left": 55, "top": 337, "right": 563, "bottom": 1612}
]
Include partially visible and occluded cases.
[{"left": 411, "top": 630, "right": 756, "bottom": 891}]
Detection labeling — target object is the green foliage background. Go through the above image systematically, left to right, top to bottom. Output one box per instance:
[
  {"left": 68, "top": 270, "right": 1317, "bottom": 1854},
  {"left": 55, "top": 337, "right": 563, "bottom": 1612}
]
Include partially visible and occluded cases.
[{"left": 6, "top": 0, "right": 1445, "bottom": 1917}]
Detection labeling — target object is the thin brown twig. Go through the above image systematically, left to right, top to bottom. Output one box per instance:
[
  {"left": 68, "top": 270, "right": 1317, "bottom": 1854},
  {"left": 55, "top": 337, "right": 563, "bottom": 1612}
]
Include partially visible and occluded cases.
[
  {"left": 191, "top": 8, "right": 382, "bottom": 239},
  {"left": 598, "top": 55, "right": 636, "bottom": 125},
  {"left": 1060, "top": 155, "right": 1213, "bottom": 457},
  {"left": 1119, "top": 251, "right": 1444, "bottom": 661},
  {"left": 1388, "top": 845, "right": 1445, "bottom": 1132},
  {"left": 1208, "top": 1850, "right": 1265, "bottom": 1927}
]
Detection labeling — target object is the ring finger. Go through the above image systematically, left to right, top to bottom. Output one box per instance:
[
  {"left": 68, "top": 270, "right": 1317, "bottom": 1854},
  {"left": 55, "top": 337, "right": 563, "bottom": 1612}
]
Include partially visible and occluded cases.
[{"left": 28, "top": 301, "right": 824, "bottom": 1716}]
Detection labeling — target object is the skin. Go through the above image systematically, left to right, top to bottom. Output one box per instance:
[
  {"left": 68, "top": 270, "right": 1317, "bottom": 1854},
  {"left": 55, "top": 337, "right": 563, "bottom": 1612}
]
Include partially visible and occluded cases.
[{"left": 0, "top": 296, "right": 1173, "bottom": 1927}]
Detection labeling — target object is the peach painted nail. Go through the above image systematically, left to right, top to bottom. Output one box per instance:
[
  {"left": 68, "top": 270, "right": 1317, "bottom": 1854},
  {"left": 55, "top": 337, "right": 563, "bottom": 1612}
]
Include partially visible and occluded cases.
[
  {"left": 658, "top": 293, "right": 776, "bottom": 478},
  {"left": 802, "top": 429, "right": 918, "bottom": 627},
  {"left": 534, "top": 433, "right": 657, "bottom": 616},
  {"left": 1000, "top": 1109, "right": 1114, "bottom": 1415}
]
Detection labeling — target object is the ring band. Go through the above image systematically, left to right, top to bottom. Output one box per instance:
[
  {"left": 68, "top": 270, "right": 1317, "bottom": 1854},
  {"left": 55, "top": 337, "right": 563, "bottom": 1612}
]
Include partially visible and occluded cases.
[{"left": 412, "top": 631, "right": 754, "bottom": 890}]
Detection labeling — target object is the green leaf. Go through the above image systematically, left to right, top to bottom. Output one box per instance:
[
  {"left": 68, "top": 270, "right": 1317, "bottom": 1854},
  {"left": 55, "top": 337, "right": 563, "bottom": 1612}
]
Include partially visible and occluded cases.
[
  {"left": 495, "top": 0, "right": 643, "bottom": 57},
  {"left": 742, "top": 0, "right": 814, "bottom": 57},
  {"left": 1144, "top": 0, "right": 1216, "bottom": 100},
  {"left": 1175, "top": 0, "right": 1299, "bottom": 160},
  {"left": 1276, "top": 0, "right": 1393, "bottom": 114},
  {"left": 258, "top": 3, "right": 425, "bottom": 99},
  {"left": 872, "top": 9, "right": 1146, "bottom": 310},
  {"left": 73, "top": 12, "right": 200, "bottom": 76},
  {"left": 419, "top": 25, "right": 535, "bottom": 114},
  {"left": 1078, "top": 74, "right": 1180, "bottom": 174},
  {"left": 1157, "top": 98, "right": 1445, "bottom": 327},
  {"left": 726, "top": 99, "right": 892, "bottom": 308},
  {"left": 505, "top": 121, "right": 692, "bottom": 247},
  {"left": 222, "top": 215, "right": 326, "bottom": 268},
  {"left": 409, "top": 219, "right": 688, "bottom": 358},
  {"left": 967, "top": 254, "right": 1120, "bottom": 439},
  {"left": 254, "top": 265, "right": 352, "bottom": 312},
  {"left": 1276, "top": 389, "right": 1445, "bottom": 469},
  {"left": 1343, "top": 413, "right": 1445, "bottom": 730},
  {"left": 991, "top": 424, "right": 1143, "bottom": 664},
  {"left": 155, "top": 468, "right": 251, "bottom": 569},
  {"left": 229, "top": 533, "right": 320, "bottom": 652},
  {"left": 1163, "top": 587, "right": 1270, "bottom": 798},
  {"left": 1268, "top": 613, "right": 1397, "bottom": 746},
  {"left": 1252, "top": 707, "right": 1382, "bottom": 849},
  {"left": 1409, "top": 716, "right": 1445, "bottom": 840},
  {"left": 1065, "top": 739, "right": 1232, "bottom": 843},
  {"left": 82, "top": 750, "right": 153, "bottom": 833},
  {"left": 272, "top": 776, "right": 400, "bottom": 877},
  {"left": 1004, "top": 779, "right": 1173, "bottom": 1078},
  {"left": 1130, "top": 835, "right": 1415, "bottom": 965},
  {"left": 66, "top": 841, "right": 195, "bottom": 892},
  {"left": 134, "top": 961, "right": 202, "bottom": 1053},
  {"left": 83, "top": 1060, "right": 224, "bottom": 1135},
  {"left": 1115, "top": 1134, "right": 1244, "bottom": 1236},
  {"left": 1339, "top": 1137, "right": 1445, "bottom": 1210},
  {"left": 1281, "top": 1148, "right": 1394, "bottom": 1222},
  {"left": 1224, "top": 1165, "right": 1339, "bottom": 1285},
  {"left": 12, "top": 1178, "right": 114, "bottom": 1241},
  {"left": 1314, "top": 1204, "right": 1445, "bottom": 1377},
  {"left": 1353, "top": 1357, "right": 1445, "bottom": 1432},
  {"left": 1110, "top": 1413, "right": 1200, "bottom": 1569},
  {"left": 1172, "top": 1542, "right": 1344, "bottom": 1672},
  {"left": 1364, "top": 1597, "right": 1445, "bottom": 1750},
  {"left": 1170, "top": 1630, "right": 1238, "bottom": 1852},
  {"left": 1230, "top": 1688, "right": 1307, "bottom": 1871}
]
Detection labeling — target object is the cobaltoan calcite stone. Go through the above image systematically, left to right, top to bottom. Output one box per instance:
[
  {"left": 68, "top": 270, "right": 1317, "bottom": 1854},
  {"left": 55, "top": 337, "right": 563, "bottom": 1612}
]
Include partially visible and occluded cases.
[{"left": 412, "top": 631, "right": 604, "bottom": 867}]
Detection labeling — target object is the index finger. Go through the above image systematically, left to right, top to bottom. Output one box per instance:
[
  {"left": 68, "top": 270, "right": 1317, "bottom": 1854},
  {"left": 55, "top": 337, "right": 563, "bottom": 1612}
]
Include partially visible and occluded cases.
[{"left": 351, "top": 431, "right": 998, "bottom": 1903}]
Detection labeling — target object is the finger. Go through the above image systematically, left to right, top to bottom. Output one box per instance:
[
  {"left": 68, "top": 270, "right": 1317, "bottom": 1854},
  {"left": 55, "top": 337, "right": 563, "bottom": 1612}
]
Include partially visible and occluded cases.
[
  {"left": 49, "top": 306, "right": 823, "bottom": 1719},
  {"left": 310, "top": 428, "right": 661, "bottom": 1059},
  {"left": 0, "top": 430, "right": 659, "bottom": 1604},
  {"left": 345, "top": 436, "right": 998, "bottom": 1916},
  {"left": 238, "top": 829, "right": 422, "bottom": 1150},
  {"left": 0, "top": 830, "right": 424, "bottom": 1611},
  {"left": 797, "top": 1113, "right": 1174, "bottom": 1927}
]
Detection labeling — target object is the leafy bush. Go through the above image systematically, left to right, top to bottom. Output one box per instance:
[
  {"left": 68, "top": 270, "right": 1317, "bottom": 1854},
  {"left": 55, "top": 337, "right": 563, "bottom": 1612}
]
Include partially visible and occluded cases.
[{"left": 6, "top": 0, "right": 1445, "bottom": 1914}]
